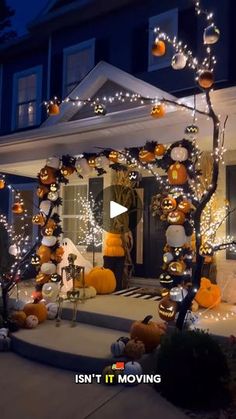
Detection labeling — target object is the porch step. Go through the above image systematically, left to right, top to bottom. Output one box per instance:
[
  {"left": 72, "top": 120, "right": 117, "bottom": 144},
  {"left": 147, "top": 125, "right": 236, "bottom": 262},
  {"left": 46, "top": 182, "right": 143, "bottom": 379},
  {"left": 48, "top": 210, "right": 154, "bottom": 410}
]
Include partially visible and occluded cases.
[{"left": 11, "top": 320, "right": 157, "bottom": 373}]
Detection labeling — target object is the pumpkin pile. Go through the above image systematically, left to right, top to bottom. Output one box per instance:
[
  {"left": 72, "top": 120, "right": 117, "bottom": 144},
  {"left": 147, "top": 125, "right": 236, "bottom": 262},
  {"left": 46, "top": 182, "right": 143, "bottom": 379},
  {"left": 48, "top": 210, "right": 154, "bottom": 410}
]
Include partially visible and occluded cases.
[{"left": 10, "top": 299, "right": 58, "bottom": 329}]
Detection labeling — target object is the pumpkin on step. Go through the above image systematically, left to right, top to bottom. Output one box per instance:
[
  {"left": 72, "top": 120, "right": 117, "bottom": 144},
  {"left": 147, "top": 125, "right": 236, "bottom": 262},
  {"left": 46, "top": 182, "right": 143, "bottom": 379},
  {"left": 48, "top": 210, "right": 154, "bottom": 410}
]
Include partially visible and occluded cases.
[
  {"left": 85, "top": 267, "right": 116, "bottom": 294},
  {"left": 195, "top": 277, "right": 221, "bottom": 308},
  {"left": 78, "top": 286, "right": 97, "bottom": 299},
  {"left": 23, "top": 303, "right": 48, "bottom": 323},
  {"left": 10, "top": 311, "right": 27, "bottom": 328},
  {"left": 130, "top": 315, "right": 167, "bottom": 352},
  {"left": 124, "top": 338, "right": 145, "bottom": 360},
  {"left": 111, "top": 340, "right": 126, "bottom": 357}
]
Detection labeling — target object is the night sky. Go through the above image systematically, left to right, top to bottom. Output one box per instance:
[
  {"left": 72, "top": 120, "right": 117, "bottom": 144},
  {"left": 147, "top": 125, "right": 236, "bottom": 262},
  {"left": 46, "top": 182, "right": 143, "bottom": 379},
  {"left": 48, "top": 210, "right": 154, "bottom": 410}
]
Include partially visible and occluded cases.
[{"left": 7, "top": 0, "right": 49, "bottom": 35}]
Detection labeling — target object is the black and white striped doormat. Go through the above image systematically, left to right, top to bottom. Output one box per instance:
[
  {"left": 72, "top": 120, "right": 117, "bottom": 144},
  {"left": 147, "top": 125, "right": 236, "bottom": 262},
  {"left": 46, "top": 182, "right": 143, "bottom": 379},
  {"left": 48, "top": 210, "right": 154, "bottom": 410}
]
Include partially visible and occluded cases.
[{"left": 112, "top": 287, "right": 162, "bottom": 301}]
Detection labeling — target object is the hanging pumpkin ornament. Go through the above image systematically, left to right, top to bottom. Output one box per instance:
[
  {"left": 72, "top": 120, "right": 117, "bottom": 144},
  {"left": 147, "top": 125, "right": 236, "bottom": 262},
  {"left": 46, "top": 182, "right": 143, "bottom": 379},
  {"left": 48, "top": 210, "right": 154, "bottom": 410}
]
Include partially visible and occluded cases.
[
  {"left": 203, "top": 24, "right": 220, "bottom": 45},
  {"left": 152, "top": 39, "right": 166, "bottom": 56},
  {"left": 171, "top": 52, "right": 187, "bottom": 70},
  {"left": 198, "top": 71, "right": 214, "bottom": 89},
  {"left": 48, "top": 103, "right": 60, "bottom": 116},
  {"left": 94, "top": 103, "right": 107, "bottom": 116},
  {"left": 150, "top": 104, "right": 165, "bottom": 118},
  {"left": 185, "top": 124, "right": 199, "bottom": 136},
  {"left": 155, "top": 144, "right": 166, "bottom": 158},
  {"left": 170, "top": 145, "right": 188, "bottom": 162},
  {"left": 139, "top": 149, "right": 155, "bottom": 163},
  {"left": 168, "top": 163, "right": 188, "bottom": 185},
  {"left": 39, "top": 166, "right": 57, "bottom": 185},
  {"left": 0, "top": 178, "right": 5, "bottom": 189},
  {"left": 161, "top": 196, "right": 177, "bottom": 213},
  {"left": 12, "top": 202, "right": 24, "bottom": 214},
  {"left": 167, "top": 210, "right": 185, "bottom": 225},
  {"left": 166, "top": 225, "right": 187, "bottom": 247},
  {"left": 168, "top": 261, "right": 186, "bottom": 276},
  {"left": 169, "top": 286, "right": 188, "bottom": 302},
  {"left": 158, "top": 297, "right": 178, "bottom": 322}
]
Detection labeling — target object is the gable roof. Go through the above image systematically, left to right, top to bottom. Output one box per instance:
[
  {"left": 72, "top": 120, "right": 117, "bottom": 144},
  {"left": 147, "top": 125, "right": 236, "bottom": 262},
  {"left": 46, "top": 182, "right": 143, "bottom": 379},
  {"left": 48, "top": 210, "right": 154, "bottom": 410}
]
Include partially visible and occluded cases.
[{"left": 43, "top": 61, "right": 176, "bottom": 127}]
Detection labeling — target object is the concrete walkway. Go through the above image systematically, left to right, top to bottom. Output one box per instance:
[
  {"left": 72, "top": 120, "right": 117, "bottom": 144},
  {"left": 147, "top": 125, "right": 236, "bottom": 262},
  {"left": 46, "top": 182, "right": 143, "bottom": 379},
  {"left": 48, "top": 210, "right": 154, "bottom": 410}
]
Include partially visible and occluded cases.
[{"left": 0, "top": 353, "right": 187, "bottom": 419}]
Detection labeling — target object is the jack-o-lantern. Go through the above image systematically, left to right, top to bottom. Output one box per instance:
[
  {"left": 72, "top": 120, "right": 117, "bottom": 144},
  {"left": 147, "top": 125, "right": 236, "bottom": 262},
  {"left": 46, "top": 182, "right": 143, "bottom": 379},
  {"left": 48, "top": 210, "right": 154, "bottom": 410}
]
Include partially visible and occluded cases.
[
  {"left": 203, "top": 24, "right": 220, "bottom": 45},
  {"left": 152, "top": 39, "right": 166, "bottom": 56},
  {"left": 171, "top": 52, "right": 187, "bottom": 70},
  {"left": 198, "top": 71, "right": 214, "bottom": 89},
  {"left": 48, "top": 103, "right": 60, "bottom": 116},
  {"left": 94, "top": 104, "right": 107, "bottom": 116},
  {"left": 150, "top": 104, "right": 165, "bottom": 118},
  {"left": 185, "top": 124, "right": 199, "bottom": 136},
  {"left": 155, "top": 144, "right": 166, "bottom": 158},
  {"left": 170, "top": 146, "right": 188, "bottom": 162},
  {"left": 139, "top": 149, "right": 155, "bottom": 163},
  {"left": 108, "top": 151, "right": 119, "bottom": 163},
  {"left": 87, "top": 157, "right": 97, "bottom": 168},
  {"left": 168, "top": 163, "right": 188, "bottom": 185},
  {"left": 39, "top": 166, "right": 57, "bottom": 185},
  {"left": 60, "top": 166, "right": 75, "bottom": 177},
  {"left": 128, "top": 171, "right": 141, "bottom": 182},
  {"left": 0, "top": 179, "right": 5, "bottom": 189},
  {"left": 50, "top": 183, "right": 58, "bottom": 192},
  {"left": 37, "top": 185, "right": 49, "bottom": 199},
  {"left": 47, "top": 191, "right": 59, "bottom": 202},
  {"left": 161, "top": 196, "right": 177, "bottom": 213},
  {"left": 178, "top": 200, "right": 192, "bottom": 214},
  {"left": 12, "top": 203, "right": 24, "bottom": 214},
  {"left": 167, "top": 210, "right": 185, "bottom": 225},
  {"left": 32, "top": 213, "right": 46, "bottom": 226},
  {"left": 166, "top": 225, "right": 187, "bottom": 247},
  {"left": 42, "top": 226, "right": 54, "bottom": 237},
  {"left": 199, "top": 242, "right": 214, "bottom": 257},
  {"left": 37, "top": 245, "right": 52, "bottom": 264},
  {"left": 51, "top": 246, "right": 64, "bottom": 263},
  {"left": 172, "top": 247, "right": 184, "bottom": 258},
  {"left": 163, "top": 252, "right": 174, "bottom": 264},
  {"left": 31, "top": 254, "right": 41, "bottom": 266},
  {"left": 168, "top": 261, "right": 186, "bottom": 276},
  {"left": 35, "top": 272, "right": 51, "bottom": 285},
  {"left": 50, "top": 273, "right": 62, "bottom": 283},
  {"left": 159, "top": 273, "right": 173, "bottom": 288},
  {"left": 169, "top": 286, "right": 188, "bottom": 302},
  {"left": 158, "top": 297, "right": 178, "bottom": 322}
]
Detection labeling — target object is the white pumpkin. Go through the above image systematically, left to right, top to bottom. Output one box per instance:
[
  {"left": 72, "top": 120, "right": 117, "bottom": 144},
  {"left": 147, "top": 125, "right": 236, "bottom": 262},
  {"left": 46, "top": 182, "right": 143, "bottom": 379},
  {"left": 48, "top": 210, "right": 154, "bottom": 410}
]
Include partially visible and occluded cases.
[
  {"left": 203, "top": 24, "right": 220, "bottom": 45},
  {"left": 171, "top": 53, "right": 187, "bottom": 70},
  {"left": 170, "top": 146, "right": 188, "bottom": 162},
  {"left": 46, "top": 156, "right": 60, "bottom": 169},
  {"left": 95, "top": 156, "right": 109, "bottom": 168},
  {"left": 76, "top": 158, "right": 92, "bottom": 176},
  {"left": 47, "top": 191, "right": 59, "bottom": 202},
  {"left": 40, "top": 200, "right": 52, "bottom": 215},
  {"left": 166, "top": 225, "right": 187, "bottom": 247},
  {"left": 42, "top": 236, "right": 57, "bottom": 247},
  {"left": 9, "top": 244, "right": 18, "bottom": 256},
  {"left": 163, "top": 252, "right": 174, "bottom": 264},
  {"left": 41, "top": 262, "right": 56, "bottom": 275},
  {"left": 42, "top": 283, "right": 59, "bottom": 301},
  {"left": 79, "top": 286, "right": 97, "bottom": 299},
  {"left": 169, "top": 286, "right": 188, "bottom": 302},
  {"left": 46, "top": 302, "right": 58, "bottom": 319},
  {"left": 25, "top": 315, "right": 39, "bottom": 329},
  {"left": 0, "top": 328, "right": 8, "bottom": 338},
  {"left": 111, "top": 340, "right": 125, "bottom": 357},
  {"left": 124, "top": 361, "right": 142, "bottom": 376}
]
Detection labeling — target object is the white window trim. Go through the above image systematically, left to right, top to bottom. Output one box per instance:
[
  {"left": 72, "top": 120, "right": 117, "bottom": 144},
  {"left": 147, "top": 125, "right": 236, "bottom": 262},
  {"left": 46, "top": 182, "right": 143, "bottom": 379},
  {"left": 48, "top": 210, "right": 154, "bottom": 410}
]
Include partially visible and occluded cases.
[
  {"left": 148, "top": 8, "right": 178, "bottom": 72},
  {"left": 62, "top": 38, "right": 95, "bottom": 98},
  {"left": 11, "top": 65, "right": 43, "bottom": 131}
]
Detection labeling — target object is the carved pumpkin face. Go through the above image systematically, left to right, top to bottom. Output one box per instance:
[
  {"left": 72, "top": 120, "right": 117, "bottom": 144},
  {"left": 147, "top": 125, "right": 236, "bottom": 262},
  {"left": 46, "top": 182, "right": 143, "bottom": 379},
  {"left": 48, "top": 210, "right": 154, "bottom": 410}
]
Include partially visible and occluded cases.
[
  {"left": 152, "top": 40, "right": 166, "bottom": 57},
  {"left": 198, "top": 70, "right": 214, "bottom": 89},
  {"left": 94, "top": 104, "right": 107, "bottom": 115},
  {"left": 150, "top": 104, "right": 165, "bottom": 118},
  {"left": 185, "top": 124, "right": 199, "bottom": 136},
  {"left": 155, "top": 144, "right": 166, "bottom": 157},
  {"left": 170, "top": 146, "right": 188, "bottom": 162},
  {"left": 139, "top": 149, "right": 155, "bottom": 163},
  {"left": 109, "top": 151, "right": 119, "bottom": 163},
  {"left": 87, "top": 157, "right": 96, "bottom": 168},
  {"left": 168, "top": 163, "right": 188, "bottom": 185},
  {"left": 39, "top": 166, "right": 57, "bottom": 185},
  {"left": 60, "top": 166, "right": 75, "bottom": 177},
  {"left": 128, "top": 171, "right": 141, "bottom": 182},
  {"left": 50, "top": 183, "right": 58, "bottom": 192},
  {"left": 37, "top": 185, "right": 49, "bottom": 199},
  {"left": 48, "top": 191, "right": 59, "bottom": 202},
  {"left": 161, "top": 196, "right": 177, "bottom": 213},
  {"left": 178, "top": 200, "right": 191, "bottom": 214},
  {"left": 12, "top": 203, "right": 24, "bottom": 214},
  {"left": 167, "top": 210, "right": 186, "bottom": 225},
  {"left": 32, "top": 213, "right": 46, "bottom": 226},
  {"left": 42, "top": 226, "right": 54, "bottom": 237},
  {"left": 199, "top": 242, "right": 214, "bottom": 257},
  {"left": 172, "top": 247, "right": 184, "bottom": 258},
  {"left": 31, "top": 254, "right": 41, "bottom": 266},
  {"left": 168, "top": 261, "right": 186, "bottom": 276},
  {"left": 35, "top": 272, "right": 51, "bottom": 285},
  {"left": 50, "top": 273, "right": 62, "bottom": 283},
  {"left": 159, "top": 273, "right": 173, "bottom": 288},
  {"left": 169, "top": 286, "right": 188, "bottom": 302},
  {"left": 158, "top": 298, "right": 178, "bottom": 321}
]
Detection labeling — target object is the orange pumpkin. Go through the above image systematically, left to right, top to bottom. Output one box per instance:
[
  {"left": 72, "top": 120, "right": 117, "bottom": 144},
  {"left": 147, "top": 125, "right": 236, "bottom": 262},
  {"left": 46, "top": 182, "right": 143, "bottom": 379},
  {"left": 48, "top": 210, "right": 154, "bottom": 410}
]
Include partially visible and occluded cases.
[
  {"left": 152, "top": 40, "right": 166, "bottom": 56},
  {"left": 198, "top": 71, "right": 214, "bottom": 89},
  {"left": 48, "top": 103, "right": 60, "bottom": 116},
  {"left": 150, "top": 104, "right": 165, "bottom": 118},
  {"left": 155, "top": 144, "right": 166, "bottom": 157},
  {"left": 139, "top": 149, "right": 156, "bottom": 163},
  {"left": 109, "top": 151, "right": 119, "bottom": 163},
  {"left": 168, "top": 163, "right": 188, "bottom": 185},
  {"left": 39, "top": 166, "right": 57, "bottom": 185},
  {"left": 60, "top": 166, "right": 75, "bottom": 177},
  {"left": 0, "top": 179, "right": 5, "bottom": 189},
  {"left": 37, "top": 185, "right": 49, "bottom": 198},
  {"left": 161, "top": 196, "right": 177, "bottom": 213},
  {"left": 178, "top": 200, "right": 192, "bottom": 214},
  {"left": 12, "top": 203, "right": 24, "bottom": 214},
  {"left": 167, "top": 210, "right": 185, "bottom": 225},
  {"left": 32, "top": 213, "right": 46, "bottom": 226},
  {"left": 104, "top": 233, "right": 125, "bottom": 257},
  {"left": 105, "top": 233, "right": 123, "bottom": 247},
  {"left": 37, "top": 245, "right": 52, "bottom": 264},
  {"left": 51, "top": 246, "right": 64, "bottom": 263},
  {"left": 168, "top": 260, "right": 186, "bottom": 275},
  {"left": 85, "top": 267, "right": 116, "bottom": 294},
  {"left": 35, "top": 272, "right": 51, "bottom": 285},
  {"left": 195, "top": 277, "right": 221, "bottom": 308},
  {"left": 23, "top": 303, "right": 48, "bottom": 323},
  {"left": 11, "top": 311, "right": 27, "bottom": 327},
  {"left": 130, "top": 315, "right": 167, "bottom": 352}
]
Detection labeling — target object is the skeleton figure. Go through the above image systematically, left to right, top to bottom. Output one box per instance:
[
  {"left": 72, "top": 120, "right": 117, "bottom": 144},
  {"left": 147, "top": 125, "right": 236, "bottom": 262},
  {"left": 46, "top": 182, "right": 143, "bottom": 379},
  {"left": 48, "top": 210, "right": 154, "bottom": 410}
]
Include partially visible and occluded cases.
[{"left": 56, "top": 253, "right": 85, "bottom": 327}]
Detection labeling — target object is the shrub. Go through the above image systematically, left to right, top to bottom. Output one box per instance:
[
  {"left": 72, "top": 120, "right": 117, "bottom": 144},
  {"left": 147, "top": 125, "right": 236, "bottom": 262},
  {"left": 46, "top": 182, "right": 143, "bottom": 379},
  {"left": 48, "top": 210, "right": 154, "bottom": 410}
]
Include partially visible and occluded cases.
[{"left": 155, "top": 329, "right": 230, "bottom": 409}]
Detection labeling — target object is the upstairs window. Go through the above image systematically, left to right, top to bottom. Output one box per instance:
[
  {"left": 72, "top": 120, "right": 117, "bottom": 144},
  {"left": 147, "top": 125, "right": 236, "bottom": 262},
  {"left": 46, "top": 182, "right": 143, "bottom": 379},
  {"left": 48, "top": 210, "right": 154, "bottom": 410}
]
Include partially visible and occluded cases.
[
  {"left": 148, "top": 9, "right": 178, "bottom": 71},
  {"left": 63, "top": 38, "right": 95, "bottom": 97},
  {"left": 12, "top": 66, "right": 42, "bottom": 130}
]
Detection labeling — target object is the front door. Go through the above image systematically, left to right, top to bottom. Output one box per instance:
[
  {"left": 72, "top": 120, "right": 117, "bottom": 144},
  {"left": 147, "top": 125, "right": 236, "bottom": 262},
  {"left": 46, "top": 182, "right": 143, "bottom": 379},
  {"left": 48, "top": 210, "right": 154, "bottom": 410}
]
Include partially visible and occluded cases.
[{"left": 132, "top": 176, "right": 165, "bottom": 278}]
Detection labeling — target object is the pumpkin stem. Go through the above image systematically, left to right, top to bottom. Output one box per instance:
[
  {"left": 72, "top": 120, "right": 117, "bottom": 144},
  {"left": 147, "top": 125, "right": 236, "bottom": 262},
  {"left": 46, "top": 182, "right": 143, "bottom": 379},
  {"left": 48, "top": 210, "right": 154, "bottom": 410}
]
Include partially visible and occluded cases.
[{"left": 142, "top": 315, "right": 153, "bottom": 324}]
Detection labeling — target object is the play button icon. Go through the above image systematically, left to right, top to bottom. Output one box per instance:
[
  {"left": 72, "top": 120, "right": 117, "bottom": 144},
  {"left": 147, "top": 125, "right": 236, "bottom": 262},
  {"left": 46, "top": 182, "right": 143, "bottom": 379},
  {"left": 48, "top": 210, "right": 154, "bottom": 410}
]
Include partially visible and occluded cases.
[
  {"left": 93, "top": 185, "right": 143, "bottom": 233},
  {"left": 110, "top": 201, "right": 128, "bottom": 219}
]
